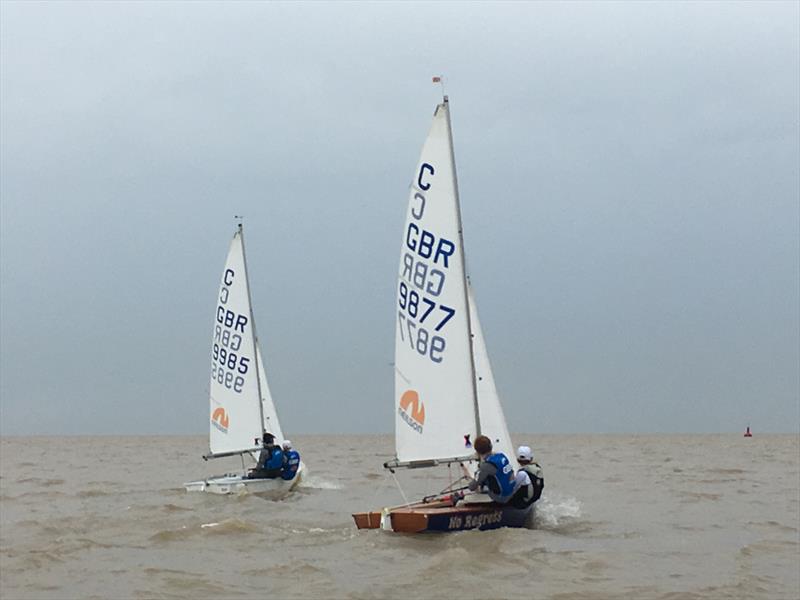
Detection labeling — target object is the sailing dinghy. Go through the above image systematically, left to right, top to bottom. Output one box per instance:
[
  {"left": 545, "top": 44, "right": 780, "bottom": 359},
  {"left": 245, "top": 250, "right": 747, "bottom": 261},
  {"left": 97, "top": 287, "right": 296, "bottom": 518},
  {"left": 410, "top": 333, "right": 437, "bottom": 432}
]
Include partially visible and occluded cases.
[
  {"left": 353, "top": 95, "right": 535, "bottom": 532},
  {"left": 184, "top": 223, "right": 305, "bottom": 495}
]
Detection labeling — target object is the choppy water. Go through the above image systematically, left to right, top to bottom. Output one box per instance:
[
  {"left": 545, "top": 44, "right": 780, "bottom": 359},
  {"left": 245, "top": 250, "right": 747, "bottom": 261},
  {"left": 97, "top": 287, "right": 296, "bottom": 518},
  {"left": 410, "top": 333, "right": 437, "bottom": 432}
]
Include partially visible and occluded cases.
[{"left": 1, "top": 434, "right": 798, "bottom": 599}]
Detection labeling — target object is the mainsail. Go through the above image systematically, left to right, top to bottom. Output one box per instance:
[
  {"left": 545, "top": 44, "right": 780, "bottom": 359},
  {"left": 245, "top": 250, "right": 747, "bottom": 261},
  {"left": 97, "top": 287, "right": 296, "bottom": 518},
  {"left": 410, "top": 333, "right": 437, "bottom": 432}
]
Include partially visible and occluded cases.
[
  {"left": 393, "top": 97, "right": 515, "bottom": 467},
  {"left": 208, "top": 226, "right": 275, "bottom": 456}
]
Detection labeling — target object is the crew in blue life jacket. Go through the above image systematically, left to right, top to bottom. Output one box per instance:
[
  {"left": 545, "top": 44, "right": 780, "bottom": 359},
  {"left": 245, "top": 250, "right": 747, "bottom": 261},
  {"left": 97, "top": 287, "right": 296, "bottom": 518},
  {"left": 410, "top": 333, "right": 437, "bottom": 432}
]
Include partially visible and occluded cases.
[
  {"left": 248, "top": 432, "right": 283, "bottom": 479},
  {"left": 461, "top": 435, "right": 517, "bottom": 503},
  {"left": 280, "top": 440, "right": 301, "bottom": 481}
]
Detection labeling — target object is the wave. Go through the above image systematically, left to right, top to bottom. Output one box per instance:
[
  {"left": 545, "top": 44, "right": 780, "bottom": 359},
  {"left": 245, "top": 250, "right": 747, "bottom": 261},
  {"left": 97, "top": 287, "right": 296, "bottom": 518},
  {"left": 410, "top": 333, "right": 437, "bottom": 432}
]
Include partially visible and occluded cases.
[
  {"left": 705, "top": 467, "right": 747, "bottom": 475},
  {"left": 298, "top": 476, "right": 343, "bottom": 490},
  {"left": 15, "top": 477, "right": 65, "bottom": 485},
  {"left": 76, "top": 489, "right": 111, "bottom": 498},
  {"left": 3, "top": 490, "right": 70, "bottom": 501},
  {"left": 681, "top": 491, "right": 722, "bottom": 503},
  {"left": 534, "top": 492, "right": 583, "bottom": 530},
  {"left": 162, "top": 503, "right": 194, "bottom": 513},
  {"left": 149, "top": 518, "right": 259, "bottom": 543},
  {"left": 195, "top": 518, "right": 257, "bottom": 535},
  {"left": 746, "top": 520, "right": 798, "bottom": 534},
  {"left": 241, "top": 562, "right": 328, "bottom": 578},
  {"left": 143, "top": 567, "right": 196, "bottom": 576},
  {"left": 143, "top": 570, "right": 232, "bottom": 595}
]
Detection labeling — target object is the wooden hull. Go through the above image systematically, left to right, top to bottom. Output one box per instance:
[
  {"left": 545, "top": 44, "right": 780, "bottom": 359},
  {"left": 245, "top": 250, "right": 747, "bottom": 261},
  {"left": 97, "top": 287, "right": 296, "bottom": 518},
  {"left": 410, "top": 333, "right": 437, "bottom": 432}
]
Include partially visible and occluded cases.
[{"left": 353, "top": 499, "right": 533, "bottom": 533}]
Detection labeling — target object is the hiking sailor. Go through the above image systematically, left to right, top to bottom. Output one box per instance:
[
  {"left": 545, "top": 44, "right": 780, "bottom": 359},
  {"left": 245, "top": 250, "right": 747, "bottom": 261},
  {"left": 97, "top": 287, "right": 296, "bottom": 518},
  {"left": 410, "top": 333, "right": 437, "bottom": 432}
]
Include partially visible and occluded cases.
[
  {"left": 460, "top": 435, "right": 517, "bottom": 504},
  {"left": 280, "top": 440, "right": 301, "bottom": 481}
]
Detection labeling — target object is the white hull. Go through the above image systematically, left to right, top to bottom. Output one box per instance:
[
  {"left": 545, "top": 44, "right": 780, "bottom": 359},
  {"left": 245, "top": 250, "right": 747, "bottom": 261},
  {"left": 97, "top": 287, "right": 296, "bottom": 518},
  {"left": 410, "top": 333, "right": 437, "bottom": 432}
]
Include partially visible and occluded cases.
[{"left": 184, "top": 462, "right": 305, "bottom": 495}]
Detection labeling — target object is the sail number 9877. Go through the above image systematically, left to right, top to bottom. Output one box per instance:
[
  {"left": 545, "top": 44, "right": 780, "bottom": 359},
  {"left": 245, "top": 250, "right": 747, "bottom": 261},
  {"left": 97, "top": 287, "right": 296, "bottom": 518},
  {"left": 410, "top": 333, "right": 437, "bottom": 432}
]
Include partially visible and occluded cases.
[
  {"left": 397, "top": 281, "right": 451, "bottom": 364},
  {"left": 398, "top": 282, "right": 455, "bottom": 331},
  {"left": 398, "top": 312, "right": 446, "bottom": 363}
]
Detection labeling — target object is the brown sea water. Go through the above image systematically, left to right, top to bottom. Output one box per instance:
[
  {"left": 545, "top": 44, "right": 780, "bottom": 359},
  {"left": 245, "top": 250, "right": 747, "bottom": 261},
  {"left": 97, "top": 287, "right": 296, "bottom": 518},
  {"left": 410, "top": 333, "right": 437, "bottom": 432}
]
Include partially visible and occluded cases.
[{"left": 1, "top": 434, "right": 798, "bottom": 599}]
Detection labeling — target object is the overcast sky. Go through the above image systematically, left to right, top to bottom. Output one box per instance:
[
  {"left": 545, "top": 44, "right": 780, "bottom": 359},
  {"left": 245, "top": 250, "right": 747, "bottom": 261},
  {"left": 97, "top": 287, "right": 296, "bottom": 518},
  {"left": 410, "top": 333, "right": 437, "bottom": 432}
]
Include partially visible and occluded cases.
[{"left": 1, "top": 1, "right": 798, "bottom": 436}]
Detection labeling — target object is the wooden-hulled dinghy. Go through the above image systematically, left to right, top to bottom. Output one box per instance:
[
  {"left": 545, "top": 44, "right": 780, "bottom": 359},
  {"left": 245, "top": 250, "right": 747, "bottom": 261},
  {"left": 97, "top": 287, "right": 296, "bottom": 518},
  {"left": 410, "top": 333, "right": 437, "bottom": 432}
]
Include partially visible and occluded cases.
[
  {"left": 353, "top": 90, "right": 536, "bottom": 533},
  {"left": 354, "top": 496, "right": 532, "bottom": 533}
]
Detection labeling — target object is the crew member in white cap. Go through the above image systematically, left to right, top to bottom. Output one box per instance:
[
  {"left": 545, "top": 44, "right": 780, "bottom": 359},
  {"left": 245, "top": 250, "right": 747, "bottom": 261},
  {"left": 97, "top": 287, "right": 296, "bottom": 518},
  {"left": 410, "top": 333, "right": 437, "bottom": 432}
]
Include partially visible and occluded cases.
[
  {"left": 280, "top": 440, "right": 301, "bottom": 481},
  {"left": 517, "top": 445, "right": 544, "bottom": 503}
]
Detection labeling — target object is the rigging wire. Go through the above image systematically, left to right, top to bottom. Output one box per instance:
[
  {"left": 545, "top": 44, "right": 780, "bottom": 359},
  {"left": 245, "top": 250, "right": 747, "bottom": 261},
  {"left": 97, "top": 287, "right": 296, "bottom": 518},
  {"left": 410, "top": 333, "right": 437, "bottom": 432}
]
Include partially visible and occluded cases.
[{"left": 390, "top": 469, "right": 410, "bottom": 507}]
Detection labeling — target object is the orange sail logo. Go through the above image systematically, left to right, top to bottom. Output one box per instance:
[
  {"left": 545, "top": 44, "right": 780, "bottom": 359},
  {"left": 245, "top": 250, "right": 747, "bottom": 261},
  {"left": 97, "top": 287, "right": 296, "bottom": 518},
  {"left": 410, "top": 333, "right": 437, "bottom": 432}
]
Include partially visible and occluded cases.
[
  {"left": 399, "top": 390, "right": 425, "bottom": 434},
  {"left": 211, "top": 407, "right": 229, "bottom": 433}
]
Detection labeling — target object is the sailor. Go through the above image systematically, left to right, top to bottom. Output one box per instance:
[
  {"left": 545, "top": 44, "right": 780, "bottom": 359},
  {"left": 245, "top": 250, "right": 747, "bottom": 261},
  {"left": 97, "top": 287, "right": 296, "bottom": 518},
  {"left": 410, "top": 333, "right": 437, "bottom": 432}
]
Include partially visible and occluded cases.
[
  {"left": 249, "top": 432, "right": 283, "bottom": 479},
  {"left": 460, "top": 435, "right": 517, "bottom": 504},
  {"left": 280, "top": 440, "right": 301, "bottom": 481},
  {"left": 516, "top": 445, "right": 544, "bottom": 503},
  {"left": 509, "top": 468, "right": 534, "bottom": 509}
]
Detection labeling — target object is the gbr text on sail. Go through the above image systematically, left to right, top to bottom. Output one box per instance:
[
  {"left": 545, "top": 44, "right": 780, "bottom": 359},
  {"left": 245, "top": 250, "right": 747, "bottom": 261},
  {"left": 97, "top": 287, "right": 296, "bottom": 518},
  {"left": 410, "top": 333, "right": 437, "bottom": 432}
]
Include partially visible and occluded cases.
[
  {"left": 397, "top": 162, "right": 458, "bottom": 365},
  {"left": 211, "top": 269, "right": 252, "bottom": 393}
]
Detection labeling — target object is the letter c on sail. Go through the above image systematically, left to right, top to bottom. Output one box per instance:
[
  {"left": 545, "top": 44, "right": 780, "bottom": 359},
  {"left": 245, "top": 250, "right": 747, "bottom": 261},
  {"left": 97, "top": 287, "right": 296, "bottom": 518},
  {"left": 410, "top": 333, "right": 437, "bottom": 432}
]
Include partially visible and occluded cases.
[
  {"left": 417, "top": 163, "right": 434, "bottom": 191},
  {"left": 399, "top": 390, "right": 425, "bottom": 433},
  {"left": 211, "top": 407, "right": 229, "bottom": 433}
]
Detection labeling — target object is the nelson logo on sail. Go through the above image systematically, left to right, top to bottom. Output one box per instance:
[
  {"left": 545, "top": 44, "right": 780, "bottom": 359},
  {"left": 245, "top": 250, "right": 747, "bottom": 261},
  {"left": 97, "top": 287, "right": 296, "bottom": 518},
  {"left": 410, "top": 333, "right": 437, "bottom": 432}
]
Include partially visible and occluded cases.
[
  {"left": 398, "top": 390, "right": 425, "bottom": 434},
  {"left": 211, "top": 407, "right": 229, "bottom": 434}
]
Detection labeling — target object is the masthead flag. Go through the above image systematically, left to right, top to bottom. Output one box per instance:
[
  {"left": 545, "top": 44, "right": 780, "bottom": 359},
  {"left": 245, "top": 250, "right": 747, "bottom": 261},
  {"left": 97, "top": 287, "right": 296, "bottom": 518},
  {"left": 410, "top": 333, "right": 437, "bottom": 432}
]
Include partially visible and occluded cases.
[{"left": 432, "top": 76, "right": 442, "bottom": 83}]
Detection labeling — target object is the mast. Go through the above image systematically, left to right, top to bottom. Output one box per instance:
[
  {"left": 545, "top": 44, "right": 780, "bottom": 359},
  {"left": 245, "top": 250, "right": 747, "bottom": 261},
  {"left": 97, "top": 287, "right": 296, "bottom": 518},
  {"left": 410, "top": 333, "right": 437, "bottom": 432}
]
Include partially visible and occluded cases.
[
  {"left": 443, "top": 95, "right": 482, "bottom": 438},
  {"left": 238, "top": 220, "right": 267, "bottom": 438}
]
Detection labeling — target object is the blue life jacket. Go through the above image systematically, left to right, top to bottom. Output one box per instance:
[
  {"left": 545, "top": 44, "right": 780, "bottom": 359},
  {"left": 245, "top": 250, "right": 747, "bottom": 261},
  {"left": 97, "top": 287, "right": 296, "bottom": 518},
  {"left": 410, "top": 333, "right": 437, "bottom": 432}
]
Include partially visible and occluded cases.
[
  {"left": 265, "top": 447, "right": 283, "bottom": 470},
  {"left": 281, "top": 449, "right": 301, "bottom": 481},
  {"left": 485, "top": 453, "right": 516, "bottom": 499}
]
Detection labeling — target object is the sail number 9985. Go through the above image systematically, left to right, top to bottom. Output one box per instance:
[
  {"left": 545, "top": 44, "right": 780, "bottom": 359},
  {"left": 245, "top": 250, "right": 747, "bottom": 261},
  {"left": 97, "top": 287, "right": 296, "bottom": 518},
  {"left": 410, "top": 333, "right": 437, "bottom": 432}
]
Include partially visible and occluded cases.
[
  {"left": 211, "top": 344, "right": 249, "bottom": 393},
  {"left": 212, "top": 344, "right": 250, "bottom": 374},
  {"left": 211, "top": 364, "right": 245, "bottom": 392}
]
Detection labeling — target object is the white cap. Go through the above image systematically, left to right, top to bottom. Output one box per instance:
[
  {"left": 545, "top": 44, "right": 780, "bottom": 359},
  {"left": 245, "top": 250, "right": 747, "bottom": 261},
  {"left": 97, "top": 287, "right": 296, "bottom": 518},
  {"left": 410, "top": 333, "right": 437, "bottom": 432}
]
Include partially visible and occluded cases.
[
  {"left": 282, "top": 440, "right": 292, "bottom": 450},
  {"left": 517, "top": 445, "right": 533, "bottom": 461}
]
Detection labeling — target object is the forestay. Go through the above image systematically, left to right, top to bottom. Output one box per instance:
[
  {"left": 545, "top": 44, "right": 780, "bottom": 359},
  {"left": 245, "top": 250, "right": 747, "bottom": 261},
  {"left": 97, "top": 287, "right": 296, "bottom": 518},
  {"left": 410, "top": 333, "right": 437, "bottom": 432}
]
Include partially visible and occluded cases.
[
  {"left": 394, "top": 99, "right": 478, "bottom": 463},
  {"left": 209, "top": 228, "right": 264, "bottom": 455}
]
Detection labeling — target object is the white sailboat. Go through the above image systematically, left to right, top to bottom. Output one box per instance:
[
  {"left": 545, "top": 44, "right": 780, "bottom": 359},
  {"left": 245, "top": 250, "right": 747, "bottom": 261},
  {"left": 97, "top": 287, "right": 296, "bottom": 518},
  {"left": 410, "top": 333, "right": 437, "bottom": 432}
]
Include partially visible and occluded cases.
[
  {"left": 353, "top": 94, "right": 533, "bottom": 532},
  {"left": 184, "top": 223, "right": 305, "bottom": 495}
]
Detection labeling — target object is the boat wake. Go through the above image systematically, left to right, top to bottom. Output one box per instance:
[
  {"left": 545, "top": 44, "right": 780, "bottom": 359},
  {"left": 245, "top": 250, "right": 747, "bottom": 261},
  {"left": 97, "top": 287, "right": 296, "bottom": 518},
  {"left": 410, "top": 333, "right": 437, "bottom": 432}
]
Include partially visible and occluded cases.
[
  {"left": 298, "top": 476, "right": 343, "bottom": 490},
  {"left": 534, "top": 492, "right": 582, "bottom": 529},
  {"left": 149, "top": 518, "right": 259, "bottom": 543}
]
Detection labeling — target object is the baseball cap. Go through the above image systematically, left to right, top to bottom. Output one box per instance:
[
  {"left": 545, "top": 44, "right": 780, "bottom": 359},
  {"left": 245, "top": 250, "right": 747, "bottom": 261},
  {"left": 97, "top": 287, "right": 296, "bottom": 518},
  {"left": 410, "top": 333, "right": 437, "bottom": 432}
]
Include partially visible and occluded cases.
[{"left": 517, "top": 445, "right": 533, "bottom": 461}]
